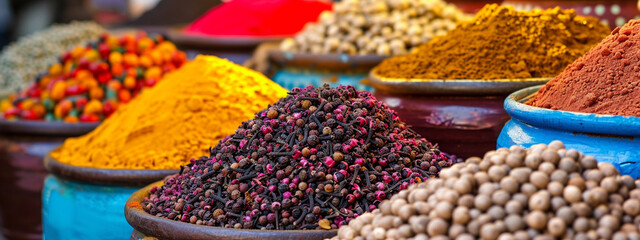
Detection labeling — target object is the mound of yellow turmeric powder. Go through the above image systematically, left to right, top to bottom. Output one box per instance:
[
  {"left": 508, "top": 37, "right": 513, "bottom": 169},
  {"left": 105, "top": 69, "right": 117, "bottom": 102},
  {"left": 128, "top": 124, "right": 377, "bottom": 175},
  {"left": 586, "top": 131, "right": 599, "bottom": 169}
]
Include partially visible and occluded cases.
[{"left": 51, "top": 55, "right": 287, "bottom": 169}]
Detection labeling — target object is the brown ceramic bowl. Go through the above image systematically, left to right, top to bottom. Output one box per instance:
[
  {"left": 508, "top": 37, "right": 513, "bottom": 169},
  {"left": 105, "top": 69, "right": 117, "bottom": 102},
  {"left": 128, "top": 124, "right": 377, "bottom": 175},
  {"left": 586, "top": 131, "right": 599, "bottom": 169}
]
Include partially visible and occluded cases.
[
  {"left": 268, "top": 50, "right": 388, "bottom": 71},
  {"left": 369, "top": 70, "right": 551, "bottom": 158},
  {"left": 0, "top": 119, "right": 99, "bottom": 240},
  {"left": 44, "top": 151, "right": 178, "bottom": 185},
  {"left": 125, "top": 182, "right": 338, "bottom": 240}
]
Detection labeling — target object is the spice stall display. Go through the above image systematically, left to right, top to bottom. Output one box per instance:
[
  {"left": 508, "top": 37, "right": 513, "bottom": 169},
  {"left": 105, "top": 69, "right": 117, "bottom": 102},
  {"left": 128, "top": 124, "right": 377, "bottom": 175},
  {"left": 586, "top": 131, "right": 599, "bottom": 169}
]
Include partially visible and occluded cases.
[
  {"left": 169, "top": 0, "right": 332, "bottom": 64},
  {"left": 269, "top": 0, "right": 469, "bottom": 91},
  {"left": 368, "top": 4, "right": 610, "bottom": 158},
  {"left": 499, "top": 20, "right": 640, "bottom": 178},
  {"left": 0, "top": 21, "right": 105, "bottom": 99},
  {"left": 0, "top": 32, "right": 187, "bottom": 239},
  {"left": 1, "top": 32, "right": 186, "bottom": 122},
  {"left": 42, "top": 55, "right": 287, "bottom": 239},
  {"left": 125, "top": 84, "right": 461, "bottom": 239},
  {"left": 332, "top": 141, "right": 640, "bottom": 239}
]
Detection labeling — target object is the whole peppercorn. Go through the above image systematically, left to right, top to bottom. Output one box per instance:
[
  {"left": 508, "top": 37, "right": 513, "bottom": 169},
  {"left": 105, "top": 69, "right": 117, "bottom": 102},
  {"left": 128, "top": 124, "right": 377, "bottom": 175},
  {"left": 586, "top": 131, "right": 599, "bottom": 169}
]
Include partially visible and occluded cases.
[
  {"left": 143, "top": 84, "right": 458, "bottom": 230},
  {"left": 329, "top": 141, "right": 640, "bottom": 240}
]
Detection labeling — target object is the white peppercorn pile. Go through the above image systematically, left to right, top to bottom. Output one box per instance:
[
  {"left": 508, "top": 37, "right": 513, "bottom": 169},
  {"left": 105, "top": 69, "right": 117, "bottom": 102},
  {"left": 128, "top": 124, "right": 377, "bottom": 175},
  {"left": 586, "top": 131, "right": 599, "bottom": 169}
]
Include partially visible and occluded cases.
[
  {"left": 280, "top": 0, "right": 469, "bottom": 56},
  {"left": 0, "top": 21, "right": 105, "bottom": 98},
  {"left": 331, "top": 141, "right": 640, "bottom": 240}
]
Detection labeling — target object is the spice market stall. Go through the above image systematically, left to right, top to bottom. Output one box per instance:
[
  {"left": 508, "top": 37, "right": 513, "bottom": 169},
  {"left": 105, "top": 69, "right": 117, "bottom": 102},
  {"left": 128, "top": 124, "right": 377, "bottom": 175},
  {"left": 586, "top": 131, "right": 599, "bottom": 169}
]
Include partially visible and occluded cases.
[
  {"left": 168, "top": 0, "right": 332, "bottom": 64},
  {"left": 269, "top": 0, "right": 470, "bottom": 91},
  {"left": 369, "top": 4, "right": 609, "bottom": 158},
  {"left": 499, "top": 19, "right": 640, "bottom": 178},
  {"left": 0, "top": 30, "right": 186, "bottom": 239},
  {"left": 43, "top": 55, "right": 287, "bottom": 239},
  {"left": 125, "top": 84, "right": 462, "bottom": 239},
  {"left": 331, "top": 141, "right": 640, "bottom": 239}
]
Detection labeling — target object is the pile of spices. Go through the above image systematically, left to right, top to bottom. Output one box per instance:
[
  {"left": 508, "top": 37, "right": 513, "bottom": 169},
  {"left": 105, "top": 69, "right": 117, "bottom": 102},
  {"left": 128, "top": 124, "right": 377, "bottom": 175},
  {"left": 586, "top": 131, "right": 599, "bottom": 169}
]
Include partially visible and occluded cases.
[
  {"left": 185, "top": 0, "right": 332, "bottom": 37},
  {"left": 280, "top": 0, "right": 469, "bottom": 55},
  {"left": 373, "top": 4, "right": 610, "bottom": 80},
  {"left": 527, "top": 20, "right": 640, "bottom": 117},
  {"left": 0, "top": 21, "right": 105, "bottom": 98},
  {"left": 1, "top": 32, "right": 187, "bottom": 122},
  {"left": 51, "top": 55, "right": 287, "bottom": 170},
  {"left": 141, "top": 84, "right": 461, "bottom": 230},
  {"left": 333, "top": 141, "right": 640, "bottom": 239}
]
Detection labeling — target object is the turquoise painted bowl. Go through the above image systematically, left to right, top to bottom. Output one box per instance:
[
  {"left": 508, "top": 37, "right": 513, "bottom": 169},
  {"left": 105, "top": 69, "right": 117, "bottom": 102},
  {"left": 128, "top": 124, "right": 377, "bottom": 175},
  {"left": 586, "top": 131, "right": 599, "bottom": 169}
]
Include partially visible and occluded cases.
[
  {"left": 498, "top": 85, "right": 640, "bottom": 178},
  {"left": 42, "top": 152, "right": 177, "bottom": 239}
]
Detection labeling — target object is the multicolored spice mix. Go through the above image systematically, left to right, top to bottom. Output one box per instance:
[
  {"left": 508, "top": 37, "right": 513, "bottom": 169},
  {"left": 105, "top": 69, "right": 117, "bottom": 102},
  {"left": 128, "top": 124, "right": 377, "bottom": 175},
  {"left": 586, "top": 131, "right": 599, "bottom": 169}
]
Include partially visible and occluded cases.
[
  {"left": 373, "top": 5, "right": 610, "bottom": 80},
  {"left": 527, "top": 20, "right": 640, "bottom": 117},
  {"left": 0, "top": 21, "right": 105, "bottom": 98},
  {"left": 1, "top": 32, "right": 187, "bottom": 122},
  {"left": 51, "top": 56, "right": 287, "bottom": 170},
  {"left": 142, "top": 84, "right": 461, "bottom": 230},
  {"left": 333, "top": 141, "right": 640, "bottom": 240}
]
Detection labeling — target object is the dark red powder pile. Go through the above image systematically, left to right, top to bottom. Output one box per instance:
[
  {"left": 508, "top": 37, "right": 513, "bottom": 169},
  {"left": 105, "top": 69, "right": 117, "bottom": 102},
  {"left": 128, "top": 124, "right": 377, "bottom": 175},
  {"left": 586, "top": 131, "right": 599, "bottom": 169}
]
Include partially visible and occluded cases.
[
  {"left": 185, "top": 0, "right": 332, "bottom": 37},
  {"left": 527, "top": 20, "right": 640, "bottom": 117}
]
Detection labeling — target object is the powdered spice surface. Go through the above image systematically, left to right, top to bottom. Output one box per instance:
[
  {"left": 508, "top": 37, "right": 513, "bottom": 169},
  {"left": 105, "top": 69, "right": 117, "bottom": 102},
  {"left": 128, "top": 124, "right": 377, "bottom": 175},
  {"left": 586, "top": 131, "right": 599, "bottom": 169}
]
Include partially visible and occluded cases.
[
  {"left": 373, "top": 4, "right": 610, "bottom": 80},
  {"left": 527, "top": 20, "right": 640, "bottom": 117}
]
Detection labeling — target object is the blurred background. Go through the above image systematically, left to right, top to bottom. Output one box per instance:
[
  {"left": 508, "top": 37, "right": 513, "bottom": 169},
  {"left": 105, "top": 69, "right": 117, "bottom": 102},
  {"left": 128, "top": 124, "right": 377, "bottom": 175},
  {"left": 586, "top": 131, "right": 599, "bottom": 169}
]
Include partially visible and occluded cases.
[{"left": 0, "top": 0, "right": 224, "bottom": 49}]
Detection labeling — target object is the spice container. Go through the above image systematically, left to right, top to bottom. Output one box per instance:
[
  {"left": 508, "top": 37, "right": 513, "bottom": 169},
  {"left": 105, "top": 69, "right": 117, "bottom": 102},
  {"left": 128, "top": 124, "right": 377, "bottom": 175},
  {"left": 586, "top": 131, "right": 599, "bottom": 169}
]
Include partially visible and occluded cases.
[
  {"left": 169, "top": 0, "right": 332, "bottom": 64},
  {"left": 271, "top": 0, "right": 469, "bottom": 91},
  {"left": 367, "top": 4, "right": 609, "bottom": 158},
  {"left": 500, "top": 19, "right": 640, "bottom": 178},
  {"left": 0, "top": 21, "right": 105, "bottom": 99},
  {"left": 1, "top": 32, "right": 186, "bottom": 122},
  {"left": 267, "top": 51, "right": 385, "bottom": 91},
  {"left": 369, "top": 72, "right": 549, "bottom": 159},
  {"left": 137, "top": 84, "right": 460, "bottom": 234},
  {"left": 498, "top": 85, "right": 640, "bottom": 178},
  {"left": 0, "top": 120, "right": 98, "bottom": 239},
  {"left": 332, "top": 141, "right": 640, "bottom": 239},
  {"left": 43, "top": 153, "right": 176, "bottom": 239},
  {"left": 125, "top": 182, "right": 338, "bottom": 240}
]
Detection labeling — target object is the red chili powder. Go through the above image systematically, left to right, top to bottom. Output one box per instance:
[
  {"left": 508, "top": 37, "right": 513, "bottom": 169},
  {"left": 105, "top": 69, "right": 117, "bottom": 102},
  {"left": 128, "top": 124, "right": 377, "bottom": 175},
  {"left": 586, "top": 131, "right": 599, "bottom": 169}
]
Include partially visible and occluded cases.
[
  {"left": 185, "top": 0, "right": 332, "bottom": 37},
  {"left": 527, "top": 20, "right": 640, "bottom": 117}
]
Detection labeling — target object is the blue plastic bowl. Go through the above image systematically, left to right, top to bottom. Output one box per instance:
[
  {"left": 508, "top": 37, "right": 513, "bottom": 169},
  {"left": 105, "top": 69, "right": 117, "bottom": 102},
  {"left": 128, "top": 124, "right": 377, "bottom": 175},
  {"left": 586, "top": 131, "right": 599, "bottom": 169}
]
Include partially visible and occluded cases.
[{"left": 498, "top": 85, "right": 640, "bottom": 178}]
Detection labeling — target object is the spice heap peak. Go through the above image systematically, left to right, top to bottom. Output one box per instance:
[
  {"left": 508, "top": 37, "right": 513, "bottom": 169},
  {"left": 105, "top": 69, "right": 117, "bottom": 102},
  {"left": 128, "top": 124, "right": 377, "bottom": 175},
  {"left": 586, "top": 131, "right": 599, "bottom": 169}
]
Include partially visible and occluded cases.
[
  {"left": 373, "top": 4, "right": 609, "bottom": 80},
  {"left": 527, "top": 20, "right": 640, "bottom": 117},
  {"left": 51, "top": 55, "right": 287, "bottom": 170},
  {"left": 142, "top": 84, "right": 461, "bottom": 230}
]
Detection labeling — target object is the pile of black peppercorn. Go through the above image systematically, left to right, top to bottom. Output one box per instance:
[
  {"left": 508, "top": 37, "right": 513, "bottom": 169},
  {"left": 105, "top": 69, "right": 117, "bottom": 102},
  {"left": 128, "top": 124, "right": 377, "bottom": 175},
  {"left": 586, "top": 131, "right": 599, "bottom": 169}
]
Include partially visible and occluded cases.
[{"left": 142, "top": 84, "right": 460, "bottom": 230}]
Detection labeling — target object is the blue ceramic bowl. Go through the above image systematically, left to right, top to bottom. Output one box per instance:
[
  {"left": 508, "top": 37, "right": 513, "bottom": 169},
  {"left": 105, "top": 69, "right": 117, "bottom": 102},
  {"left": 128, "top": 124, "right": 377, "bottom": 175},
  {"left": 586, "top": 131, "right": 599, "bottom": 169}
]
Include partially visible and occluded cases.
[
  {"left": 498, "top": 85, "right": 640, "bottom": 178},
  {"left": 42, "top": 153, "right": 176, "bottom": 239}
]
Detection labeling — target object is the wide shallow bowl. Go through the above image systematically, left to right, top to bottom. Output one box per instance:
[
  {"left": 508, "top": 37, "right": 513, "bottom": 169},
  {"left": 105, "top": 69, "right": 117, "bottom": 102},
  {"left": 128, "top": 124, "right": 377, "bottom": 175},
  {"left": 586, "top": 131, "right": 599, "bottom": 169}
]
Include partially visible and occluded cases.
[
  {"left": 167, "top": 28, "right": 286, "bottom": 64},
  {"left": 167, "top": 28, "right": 287, "bottom": 48},
  {"left": 267, "top": 50, "right": 387, "bottom": 91},
  {"left": 369, "top": 69, "right": 550, "bottom": 96},
  {"left": 370, "top": 72, "right": 551, "bottom": 158},
  {"left": 498, "top": 85, "right": 640, "bottom": 178},
  {"left": 0, "top": 119, "right": 98, "bottom": 240},
  {"left": 42, "top": 152, "right": 177, "bottom": 240},
  {"left": 125, "top": 181, "right": 338, "bottom": 240}
]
